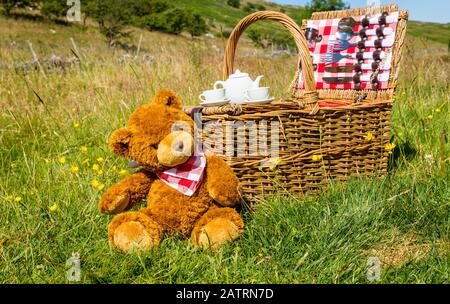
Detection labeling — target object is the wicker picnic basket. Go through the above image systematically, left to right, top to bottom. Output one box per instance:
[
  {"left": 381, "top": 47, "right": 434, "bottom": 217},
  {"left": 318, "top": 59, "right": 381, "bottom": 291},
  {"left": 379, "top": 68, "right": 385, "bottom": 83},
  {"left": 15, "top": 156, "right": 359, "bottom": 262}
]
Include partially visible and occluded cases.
[{"left": 185, "top": 4, "right": 408, "bottom": 203}]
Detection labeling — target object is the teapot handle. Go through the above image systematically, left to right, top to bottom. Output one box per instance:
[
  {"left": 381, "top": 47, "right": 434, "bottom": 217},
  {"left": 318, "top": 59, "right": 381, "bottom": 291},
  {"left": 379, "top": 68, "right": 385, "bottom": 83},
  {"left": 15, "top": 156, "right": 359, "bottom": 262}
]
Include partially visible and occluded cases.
[{"left": 213, "top": 81, "right": 226, "bottom": 90}]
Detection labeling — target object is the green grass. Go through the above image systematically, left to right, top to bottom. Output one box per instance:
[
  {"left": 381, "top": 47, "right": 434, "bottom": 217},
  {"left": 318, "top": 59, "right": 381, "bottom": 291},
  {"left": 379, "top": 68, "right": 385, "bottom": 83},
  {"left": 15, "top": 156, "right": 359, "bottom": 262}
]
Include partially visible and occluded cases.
[
  {"left": 0, "top": 12, "right": 449, "bottom": 283},
  {"left": 407, "top": 21, "right": 450, "bottom": 45}
]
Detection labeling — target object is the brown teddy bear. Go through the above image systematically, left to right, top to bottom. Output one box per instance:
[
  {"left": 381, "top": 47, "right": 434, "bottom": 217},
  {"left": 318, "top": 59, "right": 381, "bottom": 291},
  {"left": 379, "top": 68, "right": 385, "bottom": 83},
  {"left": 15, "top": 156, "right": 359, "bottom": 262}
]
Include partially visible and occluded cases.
[{"left": 98, "top": 89, "right": 244, "bottom": 252}]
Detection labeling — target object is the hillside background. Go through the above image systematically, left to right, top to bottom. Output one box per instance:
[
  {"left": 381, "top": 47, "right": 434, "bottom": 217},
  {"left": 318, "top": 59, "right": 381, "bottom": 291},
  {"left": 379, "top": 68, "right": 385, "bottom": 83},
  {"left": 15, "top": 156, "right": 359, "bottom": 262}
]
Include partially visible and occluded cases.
[
  {"left": 1, "top": 0, "right": 448, "bottom": 47},
  {"left": 172, "top": 0, "right": 449, "bottom": 45}
]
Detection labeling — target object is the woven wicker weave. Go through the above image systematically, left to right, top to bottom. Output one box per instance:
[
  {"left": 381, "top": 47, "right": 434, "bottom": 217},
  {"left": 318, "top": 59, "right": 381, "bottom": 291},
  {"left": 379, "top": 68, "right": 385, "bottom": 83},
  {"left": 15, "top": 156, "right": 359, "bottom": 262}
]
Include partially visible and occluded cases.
[{"left": 184, "top": 5, "right": 408, "bottom": 204}]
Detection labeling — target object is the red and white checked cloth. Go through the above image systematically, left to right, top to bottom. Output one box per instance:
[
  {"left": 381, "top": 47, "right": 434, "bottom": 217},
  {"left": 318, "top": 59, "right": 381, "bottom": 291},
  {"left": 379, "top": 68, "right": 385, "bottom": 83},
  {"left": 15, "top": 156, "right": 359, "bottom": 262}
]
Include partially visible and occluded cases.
[
  {"left": 297, "top": 12, "right": 399, "bottom": 91},
  {"left": 157, "top": 153, "right": 206, "bottom": 196}
]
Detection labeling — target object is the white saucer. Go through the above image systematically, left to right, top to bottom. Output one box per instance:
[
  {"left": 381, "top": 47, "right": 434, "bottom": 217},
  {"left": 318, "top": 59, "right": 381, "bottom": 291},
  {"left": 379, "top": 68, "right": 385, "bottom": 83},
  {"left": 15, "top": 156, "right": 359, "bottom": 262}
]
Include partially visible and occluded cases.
[
  {"left": 242, "top": 97, "right": 275, "bottom": 105},
  {"left": 200, "top": 99, "right": 230, "bottom": 107}
]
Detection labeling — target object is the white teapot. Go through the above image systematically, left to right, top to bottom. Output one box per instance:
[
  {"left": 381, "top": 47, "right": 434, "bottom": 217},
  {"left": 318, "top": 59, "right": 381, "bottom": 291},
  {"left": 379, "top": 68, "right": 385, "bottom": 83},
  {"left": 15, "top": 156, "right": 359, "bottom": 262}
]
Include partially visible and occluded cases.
[{"left": 214, "top": 69, "right": 263, "bottom": 103}]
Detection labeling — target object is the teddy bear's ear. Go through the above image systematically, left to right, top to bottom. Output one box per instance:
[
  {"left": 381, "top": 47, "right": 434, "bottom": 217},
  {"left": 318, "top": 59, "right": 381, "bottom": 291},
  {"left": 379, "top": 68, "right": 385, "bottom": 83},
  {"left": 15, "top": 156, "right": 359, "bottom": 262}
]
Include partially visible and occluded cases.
[
  {"left": 151, "top": 89, "right": 182, "bottom": 109},
  {"left": 109, "top": 128, "right": 132, "bottom": 157}
]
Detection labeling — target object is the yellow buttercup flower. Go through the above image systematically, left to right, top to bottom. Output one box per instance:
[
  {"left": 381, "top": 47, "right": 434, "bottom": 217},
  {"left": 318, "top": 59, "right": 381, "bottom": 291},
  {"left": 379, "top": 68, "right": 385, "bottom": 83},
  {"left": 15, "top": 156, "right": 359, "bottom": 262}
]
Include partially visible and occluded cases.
[
  {"left": 435, "top": 108, "right": 441, "bottom": 113},
  {"left": 427, "top": 115, "right": 433, "bottom": 120},
  {"left": 73, "top": 123, "right": 80, "bottom": 128},
  {"left": 364, "top": 132, "right": 375, "bottom": 141},
  {"left": 385, "top": 143, "right": 396, "bottom": 154},
  {"left": 80, "top": 146, "right": 88, "bottom": 153},
  {"left": 311, "top": 155, "right": 323, "bottom": 162},
  {"left": 59, "top": 156, "right": 66, "bottom": 164},
  {"left": 96, "top": 157, "right": 104, "bottom": 163},
  {"left": 268, "top": 157, "right": 282, "bottom": 171},
  {"left": 44, "top": 159, "right": 50, "bottom": 165},
  {"left": 92, "top": 164, "right": 100, "bottom": 171},
  {"left": 70, "top": 166, "right": 79, "bottom": 174},
  {"left": 111, "top": 166, "right": 117, "bottom": 172},
  {"left": 119, "top": 169, "right": 128, "bottom": 176},
  {"left": 97, "top": 170, "right": 104, "bottom": 176},
  {"left": 91, "top": 179, "right": 99, "bottom": 188},
  {"left": 98, "top": 184, "right": 105, "bottom": 191},
  {"left": 5, "top": 195, "right": 14, "bottom": 202},
  {"left": 14, "top": 196, "right": 22, "bottom": 203},
  {"left": 49, "top": 203, "right": 59, "bottom": 212}
]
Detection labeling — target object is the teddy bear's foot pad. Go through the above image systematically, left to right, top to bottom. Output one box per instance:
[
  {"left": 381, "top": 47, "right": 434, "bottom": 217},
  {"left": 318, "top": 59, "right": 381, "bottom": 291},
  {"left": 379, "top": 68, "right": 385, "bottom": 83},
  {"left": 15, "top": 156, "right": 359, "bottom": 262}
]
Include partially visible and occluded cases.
[
  {"left": 108, "top": 212, "right": 162, "bottom": 252},
  {"left": 194, "top": 218, "right": 242, "bottom": 250}
]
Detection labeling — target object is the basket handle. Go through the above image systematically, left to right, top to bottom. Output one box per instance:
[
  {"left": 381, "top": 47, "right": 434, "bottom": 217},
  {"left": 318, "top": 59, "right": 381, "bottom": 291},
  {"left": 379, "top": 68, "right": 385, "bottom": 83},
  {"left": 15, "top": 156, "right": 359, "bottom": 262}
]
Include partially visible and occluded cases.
[{"left": 223, "top": 11, "right": 318, "bottom": 107}]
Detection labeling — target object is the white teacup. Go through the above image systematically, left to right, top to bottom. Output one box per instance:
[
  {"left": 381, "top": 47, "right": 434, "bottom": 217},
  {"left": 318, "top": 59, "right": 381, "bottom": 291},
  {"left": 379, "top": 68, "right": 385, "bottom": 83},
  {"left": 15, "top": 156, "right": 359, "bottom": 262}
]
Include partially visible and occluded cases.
[
  {"left": 244, "top": 87, "right": 270, "bottom": 101},
  {"left": 199, "top": 88, "right": 226, "bottom": 103}
]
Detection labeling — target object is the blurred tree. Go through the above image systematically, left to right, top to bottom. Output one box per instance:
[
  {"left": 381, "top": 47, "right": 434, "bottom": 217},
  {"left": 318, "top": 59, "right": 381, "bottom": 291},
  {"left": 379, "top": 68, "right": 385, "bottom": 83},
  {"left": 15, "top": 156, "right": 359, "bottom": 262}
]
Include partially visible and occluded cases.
[
  {"left": 0, "top": 0, "right": 36, "bottom": 15},
  {"left": 41, "top": 0, "right": 67, "bottom": 18},
  {"left": 86, "top": 0, "right": 134, "bottom": 46},
  {"left": 129, "top": 0, "right": 170, "bottom": 17},
  {"left": 227, "top": 0, "right": 240, "bottom": 9},
  {"left": 307, "top": 0, "right": 349, "bottom": 12},
  {"left": 131, "top": 1, "right": 206, "bottom": 37},
  {"left": 243, "top": 2, "right": 266, "bottom": 13},
  {"left": 135, "top": 8, "right": 184, "bottom": 34},
  {"left": 160, "top": 8, "right": 187, "bottom": 34},
  {"left": 184, "top": 9, "right": 207, "bottom": 37}
]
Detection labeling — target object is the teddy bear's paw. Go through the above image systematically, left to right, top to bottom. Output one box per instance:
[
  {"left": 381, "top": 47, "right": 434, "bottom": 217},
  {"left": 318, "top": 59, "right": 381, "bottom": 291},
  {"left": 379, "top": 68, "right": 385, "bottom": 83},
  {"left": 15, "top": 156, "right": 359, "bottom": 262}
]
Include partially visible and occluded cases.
[
  {"left": 99, "top": 193, "right": 130, "bottom": 215},
  {"left": 108, "top": 212, "right": 162, "bottom": 253},
  {"left": 192, "top": 218, "right": 243, "bottom": 250}
]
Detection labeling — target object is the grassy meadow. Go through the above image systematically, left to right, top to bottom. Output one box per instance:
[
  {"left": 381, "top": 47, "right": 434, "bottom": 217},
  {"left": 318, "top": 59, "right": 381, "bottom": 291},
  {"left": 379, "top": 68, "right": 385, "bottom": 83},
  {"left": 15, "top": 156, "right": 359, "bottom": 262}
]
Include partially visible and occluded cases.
[{"left": 0, "top": 15, "right": 449, "bottom": 284}]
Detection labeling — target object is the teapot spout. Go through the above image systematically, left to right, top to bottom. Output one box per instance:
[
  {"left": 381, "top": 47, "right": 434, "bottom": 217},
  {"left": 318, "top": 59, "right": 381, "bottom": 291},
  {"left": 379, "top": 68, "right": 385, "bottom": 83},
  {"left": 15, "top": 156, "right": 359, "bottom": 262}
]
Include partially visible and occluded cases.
[{"left": 252, "top": 75, "right": 264, "bottom": 88}]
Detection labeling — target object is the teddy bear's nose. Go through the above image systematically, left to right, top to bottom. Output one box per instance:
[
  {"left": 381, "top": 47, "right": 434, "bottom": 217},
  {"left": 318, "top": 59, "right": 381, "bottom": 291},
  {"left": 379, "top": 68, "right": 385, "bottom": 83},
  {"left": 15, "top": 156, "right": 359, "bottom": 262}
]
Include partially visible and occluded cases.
[{"left": 173, "top": 141, "right": 184, "bottom": 152}]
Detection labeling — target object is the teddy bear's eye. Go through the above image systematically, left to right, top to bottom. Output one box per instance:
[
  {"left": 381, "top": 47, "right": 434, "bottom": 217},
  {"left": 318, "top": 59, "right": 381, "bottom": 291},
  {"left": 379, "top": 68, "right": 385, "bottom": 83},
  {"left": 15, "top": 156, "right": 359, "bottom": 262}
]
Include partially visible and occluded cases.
[{"left": 151, "top": 144, "right": 158, "bottom": 149}]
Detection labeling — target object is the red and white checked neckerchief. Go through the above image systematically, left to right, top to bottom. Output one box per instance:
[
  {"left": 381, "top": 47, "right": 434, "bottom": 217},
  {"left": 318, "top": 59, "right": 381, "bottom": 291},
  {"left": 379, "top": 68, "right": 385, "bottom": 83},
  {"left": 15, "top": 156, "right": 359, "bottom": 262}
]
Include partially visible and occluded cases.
[
  {"left": 297, "top": 12, "right": 399, "bottom": 91},
  {"left": 157, "top": 153, "right": 206, "bottom": 196}
]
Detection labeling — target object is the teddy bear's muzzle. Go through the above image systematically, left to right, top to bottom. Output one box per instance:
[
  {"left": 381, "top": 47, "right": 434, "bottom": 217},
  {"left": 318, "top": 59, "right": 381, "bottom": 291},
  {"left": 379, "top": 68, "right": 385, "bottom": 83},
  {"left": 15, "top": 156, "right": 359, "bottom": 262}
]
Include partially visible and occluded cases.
[{"left": 157, "top": 131, "right": 194, "bottom": 167}]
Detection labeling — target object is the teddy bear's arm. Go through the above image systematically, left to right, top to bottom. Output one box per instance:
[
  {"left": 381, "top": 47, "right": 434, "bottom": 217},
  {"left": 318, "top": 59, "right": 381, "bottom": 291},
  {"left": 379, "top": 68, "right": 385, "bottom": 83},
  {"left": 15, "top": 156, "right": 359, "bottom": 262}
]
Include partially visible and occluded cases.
[
  {"left": 205, "top": 153, "right": 240, "bottom": 207},
  {"left": 99, "top": 170, "right": 155, "bottom": 215}
]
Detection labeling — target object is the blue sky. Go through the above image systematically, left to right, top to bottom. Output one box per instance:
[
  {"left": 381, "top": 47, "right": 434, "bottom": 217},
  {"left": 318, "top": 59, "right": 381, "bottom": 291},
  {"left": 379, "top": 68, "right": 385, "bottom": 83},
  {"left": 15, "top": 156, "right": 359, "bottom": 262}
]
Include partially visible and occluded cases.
[{"left": 271, "top": 0, "right": 450, "bottom": 23}]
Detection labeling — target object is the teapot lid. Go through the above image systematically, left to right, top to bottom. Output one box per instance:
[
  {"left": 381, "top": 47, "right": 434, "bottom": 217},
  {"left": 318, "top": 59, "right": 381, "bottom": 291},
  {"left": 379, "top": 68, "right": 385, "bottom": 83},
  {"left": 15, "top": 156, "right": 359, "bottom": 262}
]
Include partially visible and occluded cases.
[{"left": 229, "top": 69, "right": 249, "bottom": 79}]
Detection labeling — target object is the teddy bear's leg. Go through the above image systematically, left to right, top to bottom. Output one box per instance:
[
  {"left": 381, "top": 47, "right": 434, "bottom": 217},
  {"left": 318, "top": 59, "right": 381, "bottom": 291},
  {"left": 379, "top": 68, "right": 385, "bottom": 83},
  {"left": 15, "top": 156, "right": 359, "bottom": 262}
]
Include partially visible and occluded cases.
[
  {"left": 205, "top": 153, "right": 240, "bottom": 207},
  {"left": 99, "top": 170, "right": 154, "bottom": 215},
  {"left": 191, "top": 207, "right": 244, "bottom": 250},
  {"left": 108, "top": 210, "right": 163, "bottom": 252}
]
